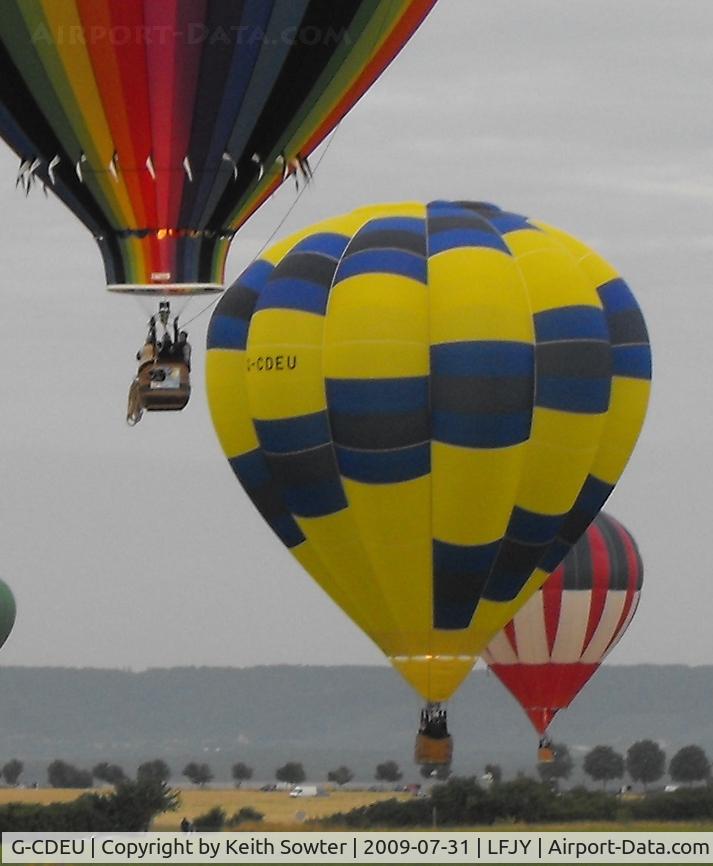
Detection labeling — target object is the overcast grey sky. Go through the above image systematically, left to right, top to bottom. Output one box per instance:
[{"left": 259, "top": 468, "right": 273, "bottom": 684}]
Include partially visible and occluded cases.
[{"left": 0, "top": 0, "right": 711, "bottom": 670}]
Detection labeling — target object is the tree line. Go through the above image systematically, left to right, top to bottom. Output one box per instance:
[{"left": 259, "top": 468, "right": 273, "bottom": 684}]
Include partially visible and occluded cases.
[
  {"left": 3, "top": 740, "right": 709, "bottom": 790},
  {"left": 537, "top": 740, "right": 710, "bottom": 789},
  {"left": 0, "top": 757, "right": 407, "bottom": 789},
  {"left": 324, "top": 775, "right": 713, "bottom": 829}
]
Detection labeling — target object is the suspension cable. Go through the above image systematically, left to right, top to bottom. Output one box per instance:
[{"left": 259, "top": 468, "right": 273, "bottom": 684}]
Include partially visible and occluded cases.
[{"left": 180, "top": 122, "right": 342, "bottom": 330}]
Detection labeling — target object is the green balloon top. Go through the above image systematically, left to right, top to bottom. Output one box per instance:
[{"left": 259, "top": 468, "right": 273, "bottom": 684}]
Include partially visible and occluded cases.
[{"left": 0, "top": 579, "right": 16, "bottom": 649}]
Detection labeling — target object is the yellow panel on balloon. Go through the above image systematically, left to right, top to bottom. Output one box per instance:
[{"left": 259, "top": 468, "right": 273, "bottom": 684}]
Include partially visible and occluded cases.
[
  {"left": 533, "top": 221, "right": 621, "bottom": 287},
  {"left": 513, "top": 246, "right": 602, "bottom": 313},
  {"left": 429, "top": 247, "right": 533, "bottom": 345},
  {"left": 324, "top": 275, "right": 429, "bottom": 379},
  {"left": 245, "top": 307, "right": 326, "bottom": 420},
  {"left": 205, "top": 350, "right": 258, "bottom": 459},
  {"left": 589, "top": 378, "right": 651, "bottom": 485},
  {"left": 516, "top": 408, "right": 606, "bottom": 515},
  {"left": 432, "top": 442, "right": 527, "bottom": 546},
  {"left": 341, "top": 477, "right": 432, "bottom": 656},
  {"left": 295, "top": 509, "right": 401, "bottom": 655},
  {"left": 292, "top": 541, "right": 379, "bottom": 642},
  {"left": 391, "top": 655, "right": 475, "bottom": 704}
]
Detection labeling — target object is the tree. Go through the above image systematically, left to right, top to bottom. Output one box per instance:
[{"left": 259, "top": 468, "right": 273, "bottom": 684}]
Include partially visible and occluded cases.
[
  {"left": 626, "top": 740, "right": 666, "bottom": 790},
  {"left": 536, "top": 743, "right": 573, "bottom": 784},
  {"left": 583, "top": 746, "right": 624, "bottom": 789},
  {"left": 670, "top": 746, "right": 711, "bottom": 786},
  {"left": 2, "top": 759, "right": 23, "bottom": 786},
  {"left": 47, "top": 760, "right": 93, "bottom": 789},
  {"left": 137, "top": 760, "right": 171, "bottom": 784},
  {"left": 375, "top": 761, "right": 402, "bottom": 783},
  {"left": 182, "top": 762, "right": 213, "bottom": 787},
  {"left": 231, "top": 762, "right": 253, "bottom": 788},
  {"left": 276, "top": 762, "right": 306, "bottom": 785},
  {"left": 92, "top": 763, "right": 127, "bottom": 786},
  {"left": 484, "top": 763, "right": 502, "bottom": 785},
  {"left": 327, "top": 766, "right": 354, "bottom": 787},
  {"left": 0, "top": 778, "right": 179, "bottom": 832},
  {"left": 108, "top": 778, "right": 180, "bottom": 831},
  {"left": 192, "top": 806, "right": 226, "bottom": 830},
  {"left": 228, "top": 806, "right": 264, "bottom": 827}
]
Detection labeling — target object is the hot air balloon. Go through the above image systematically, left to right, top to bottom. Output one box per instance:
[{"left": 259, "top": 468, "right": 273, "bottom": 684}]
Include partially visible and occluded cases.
[
  {"left": 0, "top": 0, "right": 436, "bottom": 421},
  {"left": 205, "top": 200, "right": 651, "bottom": 764},
  {"left": 483, "top": 511, "right": 643, "bottom": 763},
  {"left": 0, "top": 579, "right": 17, "bottom": 650}
]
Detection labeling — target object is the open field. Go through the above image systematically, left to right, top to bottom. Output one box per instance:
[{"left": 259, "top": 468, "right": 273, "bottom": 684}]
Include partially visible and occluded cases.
[
  {"left": 0, "top": 786, "right": 410, "bottom": 829},
  {"left": 3, "top": 788, "right": 713, "bottom": 831},
  {"left": 3, "top": 790, "right": 713, "bottom": 866}
]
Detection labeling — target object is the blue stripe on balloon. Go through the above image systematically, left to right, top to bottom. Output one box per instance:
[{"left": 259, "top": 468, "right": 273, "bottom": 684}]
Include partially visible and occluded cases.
[
  {"left": 427, "top": 201, "right": 499, "bottom": 221},
  {"left": 486, "top": 210, "right": 535, "bottom": 234},
  {"left": 358, "top": 216, "right": 425, "bottom": 235},
  {"left": 428, "top": 227, "right": 510, "bottom": 256},
  {"left": 291, "top": 232, "right": 351, "bottom": 260},
  {"left": 335, "top": 249, "right": 427, "bottom": 284},
  {"left": 235, "top": 259, "right": 274, "bottom": 293},
  {"left": 255, "top": 277, "right": 328, "bottom": 315},
  {"left": 598, "top": 277, "right": 639, "bottom": 312},
  {"left": 534, "top": 306, "right": 609, "bottom": 342},
  {"left": 206, "top": 313, "right": 249, "bottom": 350},
  {"left": 431, "top": 341, "right": 534, "bottom": 377},
  {"left": 612, "top": 345, "right": 652, "bottom": 379},
  {"left": 326, "top": 377, "right": 428, "bottom": 415},
  {"left": 536, "top": 377, "right": 611, "bottom": 413},
  {"left": 433, "top": 410, "right": 532, "bottom": 448},
  {"left": 254, "top": 412, "right": 332, "bottom": 454},
  {"left": 335, "top": 443, "right": 430, "bottom": 483},
  {"left": 229, "top": 449, "right": 271, "bottom": 488},
  {"left": 229, "top": 451, "right": 306, "bottom": 549},
  {"left": 570, "top": 475, "right": 614, "bottom": 517},
  {"left": 282, "top": 480, "right": 347, "bottom": 518},
  {"left": 507, "top": 507, "right": 563, "bottom": 545},
  {"left": 270, "top": 513, "right": 306, "bottom": 549},
  {"left": 433, "top": 539, "right": 501, "bottom": 629},
  {"left": 434, "top": 539, "right": 500, "bottom": 576},
  {"left": 538, "top": 539, "right": 573, "bottom": 574},
  {"left": 481, "top": 571, "right": 531, "bottom": 602}
]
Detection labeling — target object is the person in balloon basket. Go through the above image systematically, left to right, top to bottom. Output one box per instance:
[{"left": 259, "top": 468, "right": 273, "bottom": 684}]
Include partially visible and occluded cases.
[
  {"left": 136, "top": 316, "right": 157, "bottom": 370},
  {"left": 175, "top": 329, "right": 191, "bottom": 370}
]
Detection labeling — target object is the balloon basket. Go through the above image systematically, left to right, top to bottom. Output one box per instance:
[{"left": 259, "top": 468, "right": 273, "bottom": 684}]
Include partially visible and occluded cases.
[
  {"left": 415, "top": 732, "right": 453, "bottom": 766},
  {"left": 538, "top": 746, "right": 555, "bottom": 763}
]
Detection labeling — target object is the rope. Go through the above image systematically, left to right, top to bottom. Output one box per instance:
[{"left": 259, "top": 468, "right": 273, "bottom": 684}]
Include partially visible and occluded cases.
[
  {"left": 180, "top": 121, "right": 342, "bottom": 330},
  {"left": 126, "top": 378, "right": 143, "bottom": 426}
]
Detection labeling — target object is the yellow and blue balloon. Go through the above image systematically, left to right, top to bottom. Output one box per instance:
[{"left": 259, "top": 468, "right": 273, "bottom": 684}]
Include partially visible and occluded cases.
[{"left": 206, "top": 201, "right": 651, "bottom": 709}]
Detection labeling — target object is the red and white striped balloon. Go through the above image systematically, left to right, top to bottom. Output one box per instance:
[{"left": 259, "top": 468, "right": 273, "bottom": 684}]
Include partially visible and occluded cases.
[{"left": 482, "top": 512, "right": 643, "bottom": 735}]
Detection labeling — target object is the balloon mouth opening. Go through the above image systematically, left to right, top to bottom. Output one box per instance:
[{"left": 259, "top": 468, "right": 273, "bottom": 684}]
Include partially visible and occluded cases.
[{"left": 107, "top": 283, "right": 224, "bottom": 296}]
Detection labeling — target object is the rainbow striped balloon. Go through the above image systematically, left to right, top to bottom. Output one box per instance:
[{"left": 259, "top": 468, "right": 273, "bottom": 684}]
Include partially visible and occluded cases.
[{"left": 0, "top": 1, "right": 435, "bottom": 293}]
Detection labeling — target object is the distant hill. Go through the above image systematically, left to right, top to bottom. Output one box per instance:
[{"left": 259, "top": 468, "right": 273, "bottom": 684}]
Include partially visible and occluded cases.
[{"left": 0, "top": 665, "right": 708, "bottom": 785}]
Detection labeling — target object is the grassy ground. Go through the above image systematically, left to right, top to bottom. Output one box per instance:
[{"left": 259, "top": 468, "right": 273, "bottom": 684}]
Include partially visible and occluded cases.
[
  {"left": 0, "top": 786, "right": 409, "bottom": 830},
  {"left": 4, "top": 787, "right": 713, "bottom": 830},
  {"left": 3, "top": 790, "right": 713, "bottom": 865}
]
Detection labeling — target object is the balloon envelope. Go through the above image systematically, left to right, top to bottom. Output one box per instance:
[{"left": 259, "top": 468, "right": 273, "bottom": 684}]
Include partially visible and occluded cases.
[
  {"left": 0, "top": 1, "right": 435, "bottom": 293},
  {"left": 206, "top": 200, "right": 651, "bottom": 701},
  {"left": 483, "top": 511, "right": 643, "bottom": 735},
  {"left": 0, "top": 578, "right": 16, "bottom": 650}
]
